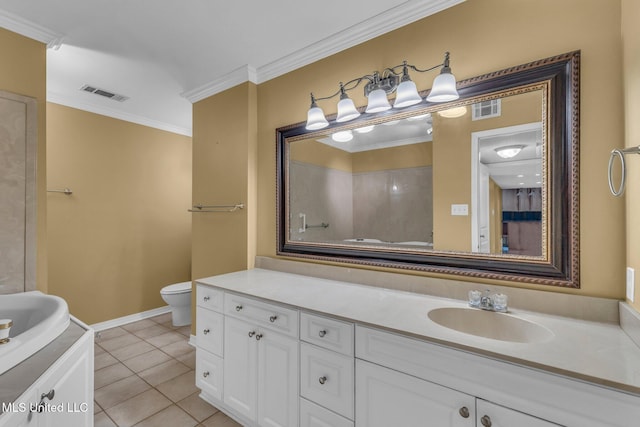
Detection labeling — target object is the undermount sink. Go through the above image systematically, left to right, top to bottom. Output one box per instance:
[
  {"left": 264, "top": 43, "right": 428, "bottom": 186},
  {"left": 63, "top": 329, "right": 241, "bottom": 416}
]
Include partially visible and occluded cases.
[
  {"left": 0, "top": 291, "right": 70, "bottom": 375},
  {"left": 428, "top": 307, "right": 554, "bottom": 344}
]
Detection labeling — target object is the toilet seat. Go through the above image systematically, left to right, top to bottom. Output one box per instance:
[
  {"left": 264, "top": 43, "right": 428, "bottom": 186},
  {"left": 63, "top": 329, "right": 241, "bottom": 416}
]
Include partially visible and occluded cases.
[{"left": 161, "top": 281, "right": 192, "bottom": 295}]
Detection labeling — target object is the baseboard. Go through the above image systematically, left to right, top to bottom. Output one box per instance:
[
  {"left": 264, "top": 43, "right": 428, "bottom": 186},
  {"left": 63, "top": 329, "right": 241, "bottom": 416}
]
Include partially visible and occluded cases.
[
  {"left": 620, "top": 302, "right": 640, "bottom": 349},
  {"left": 91, "top": 305, "right": 171, "bottom": 332},
  {"left": 189, "top": 334, "right": 197, "bottom": 347}
]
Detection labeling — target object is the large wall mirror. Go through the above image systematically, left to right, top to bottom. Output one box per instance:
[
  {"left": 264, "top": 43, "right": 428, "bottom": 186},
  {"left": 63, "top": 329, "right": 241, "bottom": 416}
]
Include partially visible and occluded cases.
[{"left": 276, "top": 51, "right": 579, "bottom": 287}]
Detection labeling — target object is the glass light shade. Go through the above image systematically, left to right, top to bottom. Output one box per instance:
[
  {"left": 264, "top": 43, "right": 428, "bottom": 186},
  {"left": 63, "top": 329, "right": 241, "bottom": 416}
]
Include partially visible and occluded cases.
[
  {"left": 426, "top": 72, "right": 459, "bottom": 102},
  {"left": 393, "top": 80, "right": 423, "bottom": 108},
  {"left": 365, "top": 88, "right": 392, "bottom": 113},
  {"left": 336, "top": 97, "right": 361, "bottom": 123},
  {"left": 305, "top": 106, "right": 329, "bottom": 130},
  {"left": 331, "top": 130, "right": 353, "bottom": 142},
  {"left": 495, "top": 145, "right": 524, "bottom": 159}
]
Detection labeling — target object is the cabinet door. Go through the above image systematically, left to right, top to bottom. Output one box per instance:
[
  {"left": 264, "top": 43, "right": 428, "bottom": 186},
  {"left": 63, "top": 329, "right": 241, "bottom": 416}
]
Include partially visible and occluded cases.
[
  {"left": 224, "top": 316, "right": 258, "bottom": 422},
  {"left": 257, "top": 329, "right": 299, "bottom": 427},
  {"left": 38, "top": 336, "right": 93, "bottom": 427},
  {"left": 356, "top": 360, "right": 474, "bottom": 427},
  {"left": 477, "top": 400, "right": 561, "bottom": 427}
]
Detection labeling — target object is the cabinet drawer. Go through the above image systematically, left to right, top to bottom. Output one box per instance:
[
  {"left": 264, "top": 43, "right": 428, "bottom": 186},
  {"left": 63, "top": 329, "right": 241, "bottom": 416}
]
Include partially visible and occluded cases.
[
  {"left": 196, "top": 284, "right": 224, "bottom": 312},
  {"left": 225, "top": 293, "right": 298, "bottom": 338},
  {"left": 196, "top": 309, "right": 223, "bottom": 357},
  {"left": 300, "top": 312, "right": 353, "bottom": 356},
  {"left": 300, "top": 343, "right": 354, "bottom": 420},
  {"left": 196, "top": 350, "right": 223, "bottom": 401},
  {"left": 300, "top": 398, "right": 354, "bottom": 427}
]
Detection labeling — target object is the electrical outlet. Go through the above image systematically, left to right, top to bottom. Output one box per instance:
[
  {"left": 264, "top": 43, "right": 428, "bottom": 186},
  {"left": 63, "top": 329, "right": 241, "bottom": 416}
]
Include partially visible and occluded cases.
[
  {"left": 451, "top": 204, "right": 469, "bottom": 216},
  {"left": 627, "top": 267, "right": 635, "bottom": 302}
]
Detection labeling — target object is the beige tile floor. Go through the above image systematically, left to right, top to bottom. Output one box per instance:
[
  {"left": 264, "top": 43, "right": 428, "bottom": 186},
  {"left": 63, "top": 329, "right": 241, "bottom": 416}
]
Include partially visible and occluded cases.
[{"left": 94, "top": 313, "right": 241, "bottom": 427}]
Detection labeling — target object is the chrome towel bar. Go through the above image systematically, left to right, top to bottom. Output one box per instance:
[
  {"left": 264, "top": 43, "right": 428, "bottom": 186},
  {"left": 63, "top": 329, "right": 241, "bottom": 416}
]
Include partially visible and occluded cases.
[
  {"left": 608, "top": 146, "right": 640, "bottom": 196},
  {"left": 47, "top": 188, "right": 73, "bottom": 195},
  {"left": 189, "top": 203, "right": 244, "bottom": 213}
]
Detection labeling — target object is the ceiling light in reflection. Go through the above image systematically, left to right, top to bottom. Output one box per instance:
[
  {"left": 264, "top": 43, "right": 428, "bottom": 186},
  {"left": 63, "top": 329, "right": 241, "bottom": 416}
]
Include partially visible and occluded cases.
[
  {"left": 437, "top": 106, "right": 467, "bottom": 118},
  {"left": 407, "top": 113, "right": 431, "bottom": 121},
  {"left": 354, "top": 125, "right": 375, "bottom": 134},
  {"left": 331, "top": 130, "right": 353, "bottom": 142}
]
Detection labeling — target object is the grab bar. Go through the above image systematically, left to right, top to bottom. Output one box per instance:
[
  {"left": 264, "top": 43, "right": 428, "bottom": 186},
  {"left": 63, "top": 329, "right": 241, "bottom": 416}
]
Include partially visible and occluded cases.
[
  {"left": 608, "top": 146, "right": 640, "bottom": 196},
  {"left": 47, "top": 188, "right": 73, "bottom": 195},
  {"left": 189, "top": 203, "right": 244, "bottom": 213},
  {"left": 306, "top": 222, "right": 330, "bottom": 229}
]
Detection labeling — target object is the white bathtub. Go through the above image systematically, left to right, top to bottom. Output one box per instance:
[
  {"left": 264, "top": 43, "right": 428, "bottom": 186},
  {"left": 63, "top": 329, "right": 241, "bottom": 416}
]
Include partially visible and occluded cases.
[{"left": 0, "top": 291, "right": 70, "bottom": 375}]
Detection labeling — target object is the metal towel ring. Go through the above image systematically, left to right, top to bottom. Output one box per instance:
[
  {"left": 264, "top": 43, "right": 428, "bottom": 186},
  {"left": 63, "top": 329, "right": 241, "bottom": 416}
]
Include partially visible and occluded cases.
[
  {"left": 608, "top": 146, "right": 640, "bottom": 197},
  {"left": 608, "top": 148, "right": 626, "bottom": 197}
]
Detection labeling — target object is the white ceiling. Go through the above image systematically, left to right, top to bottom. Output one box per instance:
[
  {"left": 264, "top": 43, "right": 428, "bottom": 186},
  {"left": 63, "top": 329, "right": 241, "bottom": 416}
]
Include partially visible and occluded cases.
[{"left": 0, "top": 0, "right": 464, "bottom": 136}]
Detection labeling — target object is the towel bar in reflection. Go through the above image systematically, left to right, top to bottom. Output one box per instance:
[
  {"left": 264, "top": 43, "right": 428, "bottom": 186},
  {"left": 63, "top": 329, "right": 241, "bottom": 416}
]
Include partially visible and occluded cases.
[
  {"left": 608, "top": 146, "right": 640, "bottom": 196},
  {"left": 47, "top": 188, "right": 73, "bottom": 195},
  {"left": 189, "top": 203, "right": 244, "bottom": 213}
]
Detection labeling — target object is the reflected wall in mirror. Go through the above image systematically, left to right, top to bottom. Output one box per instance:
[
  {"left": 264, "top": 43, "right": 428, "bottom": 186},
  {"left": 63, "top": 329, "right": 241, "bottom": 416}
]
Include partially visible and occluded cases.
[{"left": 277, "top": 52, "right": 579, "bottom": 287}]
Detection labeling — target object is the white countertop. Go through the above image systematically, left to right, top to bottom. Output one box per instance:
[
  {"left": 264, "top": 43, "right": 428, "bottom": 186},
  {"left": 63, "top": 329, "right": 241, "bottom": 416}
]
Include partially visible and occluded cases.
[{"left": 196, "top": 268, "right": 640, "bottom": 395}]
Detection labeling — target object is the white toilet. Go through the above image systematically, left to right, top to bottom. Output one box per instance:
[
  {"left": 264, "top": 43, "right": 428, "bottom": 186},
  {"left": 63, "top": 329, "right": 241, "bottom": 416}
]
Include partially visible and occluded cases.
[{"left": 160, "top": 281, "right": 192, "bottom": 326}]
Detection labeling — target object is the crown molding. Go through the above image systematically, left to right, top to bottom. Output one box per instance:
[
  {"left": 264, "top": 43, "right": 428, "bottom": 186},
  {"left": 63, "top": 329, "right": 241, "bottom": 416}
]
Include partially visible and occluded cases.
[
  {"left": 181, "top": 0, "right": 465, "bottom": 102},
  {"left": 256, "top": 0, "right": 465, "bottom": 84},
  {"left": 0, "top": 9, "right": 64, "bottom": 49},
  {"left": 181, "top": 64, "right": 258, "bottom": 103},
  {"left": 47, "top": 91, "right": 192, "bottom": 137}
]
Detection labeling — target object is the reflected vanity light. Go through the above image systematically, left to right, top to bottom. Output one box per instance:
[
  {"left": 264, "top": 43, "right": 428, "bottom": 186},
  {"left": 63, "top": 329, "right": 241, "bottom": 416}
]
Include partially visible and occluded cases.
[
  {"left": 305, "top": 52, "right": 459, "bottom": 130},
  {"left": 437, "top": 106, "right": 467, "bottom": 118},
  {"left": 407, "top": 113, "right": 431, "bottom": 121},
  {"left": 354, "top": 125, "right": 375, "bottom": 133},
  {"left": 331, "top": 130, "right": 354, "bottom": 142},
  {"left": 495, "top": 145, "right": 525, "bottom": 159}
]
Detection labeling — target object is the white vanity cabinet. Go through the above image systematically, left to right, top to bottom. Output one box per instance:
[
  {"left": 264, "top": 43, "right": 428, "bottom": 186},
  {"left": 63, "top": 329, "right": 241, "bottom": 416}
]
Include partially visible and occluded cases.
[
  {"left": 195, "top": 270, "right": 640, "bottom": 427},
  {"left": 223, "top": 293, "right": 299, "bottom": 427}
]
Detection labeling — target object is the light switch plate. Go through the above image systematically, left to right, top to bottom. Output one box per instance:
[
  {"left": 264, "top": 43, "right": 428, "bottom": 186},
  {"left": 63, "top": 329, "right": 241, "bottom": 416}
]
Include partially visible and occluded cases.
[
  {"left": 451, "top": 204, "right": 469, "bottom": 216},
  {"left": 627, "top": 267, "right": 635, "bottom": 302}
]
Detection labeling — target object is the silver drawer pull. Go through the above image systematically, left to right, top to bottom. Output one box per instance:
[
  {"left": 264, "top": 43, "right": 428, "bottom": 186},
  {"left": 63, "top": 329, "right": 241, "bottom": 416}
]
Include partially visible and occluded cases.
[
  {"left": 203, "top": 296, "right": 210, "bottom": 302},
  {"left": 235, "top": 305, "right": 243, "bottom": 311},
  {"left": 269, "top": 315, "right": 278, "bottom": 323},
  {"left": 203, "top": 328, "right": 210, "bottom": 335},
  {"left": 318, "top": 329, "right": 327, "bottom": 338},
  {"left": 248, "top": 331, "right": 256, "bottom": 338},
  {"left": 255, "top": 333, "right": 263, "bottom": 341},
  {"left": 203, "top": 371, "right": 210, "bottom": 378},
  {"left": 318, "top": 376, "right": 327, "bottom": 385},
  {"left": 34, "top": 389, "right": 55, "bottom": 413},
  {"left": 459, "top": 407, "right": 470, "bottom": 418},
  {"left": 481, "top": 415, "right": 492, "bottom": 427}
]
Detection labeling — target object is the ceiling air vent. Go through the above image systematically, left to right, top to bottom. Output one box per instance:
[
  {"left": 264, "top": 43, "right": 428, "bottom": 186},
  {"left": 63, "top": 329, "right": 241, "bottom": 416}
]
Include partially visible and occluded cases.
[{"left": 80, "top": 85, "right": 129, "bottom": 102}]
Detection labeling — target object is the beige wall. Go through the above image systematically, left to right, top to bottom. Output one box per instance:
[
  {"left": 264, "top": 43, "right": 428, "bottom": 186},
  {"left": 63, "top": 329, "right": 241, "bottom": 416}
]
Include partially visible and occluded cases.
[
  {"left": 251, "top": 0, "right": 625, "bottom": 298},
  {"left": 622, "top": 0, "right": 640, "bottom": 310},
  {"left": 0, "top": 29, "right": 48, "bottom": 292},
  {"left": 191, "top": 82, "right": 258, "bottom": 280},
  {"left": 47, "top": 103, "right": 192, "bottom": 324}
]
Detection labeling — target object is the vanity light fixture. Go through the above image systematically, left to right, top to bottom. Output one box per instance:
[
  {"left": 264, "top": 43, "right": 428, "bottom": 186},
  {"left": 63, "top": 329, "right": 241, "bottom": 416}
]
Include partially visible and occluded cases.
[
  {"left": 305, "top": 52, "right": 459, "bottom": 130},
  {"left": 495, "top": 145, "right": 525, "bottom": 159}
]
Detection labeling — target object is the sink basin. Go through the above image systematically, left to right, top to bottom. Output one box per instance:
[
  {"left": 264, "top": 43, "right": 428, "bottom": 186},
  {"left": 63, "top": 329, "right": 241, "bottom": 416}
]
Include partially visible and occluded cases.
[
  {"left": 0, "top": 291, "right": 70, "bottom": 375},
  {"left": 428, "top": 307, "right": 554, "bottom": 343}
]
